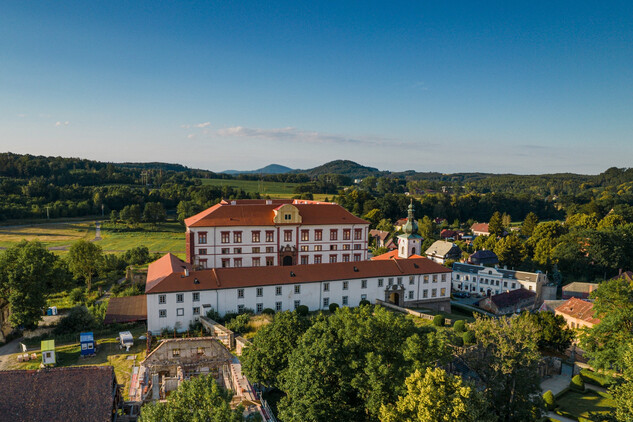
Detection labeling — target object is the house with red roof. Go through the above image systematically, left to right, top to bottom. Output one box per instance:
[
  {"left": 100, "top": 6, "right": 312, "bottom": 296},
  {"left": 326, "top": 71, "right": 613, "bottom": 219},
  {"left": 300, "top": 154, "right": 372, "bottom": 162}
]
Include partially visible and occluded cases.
[
  {"left": 185, "top": 199, "right": 369, "bottom": 269},
  {"left": 470, "top": 223, "right": 490, "bottom": 236},
  {"left": 555, "top": 297, "right": 600, "bottom": 330}
]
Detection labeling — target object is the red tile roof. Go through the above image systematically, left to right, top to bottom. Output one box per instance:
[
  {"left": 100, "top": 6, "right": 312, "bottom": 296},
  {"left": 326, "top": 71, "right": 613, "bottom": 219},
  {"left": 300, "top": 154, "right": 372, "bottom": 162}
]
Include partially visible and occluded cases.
[
  {"left": 185, "top": 199, "right": 368, "bottom": 227},
  {"left": 471, "top": 223, "right": 489, "bottom": 233},
  {"left": 371, "top": 250, "right": 424, "bottom": 260},
  {"left": 146, "top": 253, "right": 193, "bottom": 292},
  {"left": 146, "top": 257, "right": 451, "bottom": 294},
  {"left": 487, "top": 288, "right": 536, "bottom": 309},
  {"left": 104, "top": 295, "right": 147, "bottom": 324},
  {"left": 555, "top": 297, "right": 601, "bottom": 325},
  {"left": 0, "top": 366, "right": 118, "bottom": 422}
]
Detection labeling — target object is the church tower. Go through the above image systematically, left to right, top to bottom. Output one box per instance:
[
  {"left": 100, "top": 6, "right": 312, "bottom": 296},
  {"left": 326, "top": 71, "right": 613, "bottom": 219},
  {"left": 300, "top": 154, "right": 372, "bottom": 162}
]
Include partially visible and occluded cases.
[{"left": 397, "top": 201, "right": 422, "bottom": 258}]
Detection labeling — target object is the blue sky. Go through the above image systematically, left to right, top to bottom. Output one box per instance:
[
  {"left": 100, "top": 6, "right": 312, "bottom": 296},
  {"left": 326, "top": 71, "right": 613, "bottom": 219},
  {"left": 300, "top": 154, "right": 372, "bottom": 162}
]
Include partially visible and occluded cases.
[{"left": 1, "top": 1, "right": 632, "bottom": 174}]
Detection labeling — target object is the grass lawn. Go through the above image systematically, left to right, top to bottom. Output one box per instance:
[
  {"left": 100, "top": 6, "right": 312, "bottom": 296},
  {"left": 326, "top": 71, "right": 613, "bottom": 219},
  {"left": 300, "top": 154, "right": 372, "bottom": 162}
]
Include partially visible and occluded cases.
[
  {"left": 199, "top": 178, "right": 332, "bottom": 201},
  {"left": 0, "top": 222, "right": 93, "bottom": 248},
  {"left": 96, "top": 222, "right": 185, "bottom": 253},
  {"left": 10, "top": 324, "right": 147, "bottom": 400},
  {"left": 556, "top": 389, "right": 616, "bottom": 421}
]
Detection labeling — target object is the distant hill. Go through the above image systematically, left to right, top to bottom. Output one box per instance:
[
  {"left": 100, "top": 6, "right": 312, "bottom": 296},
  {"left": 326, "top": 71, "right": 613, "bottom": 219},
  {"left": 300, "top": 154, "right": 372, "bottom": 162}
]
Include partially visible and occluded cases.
[
  {"left": 293, "top": 160, "right": 386, "bottom": 179},
  {"left": 115, "top": 162, "right": 192, "bottom": 172},
  {"left": 222, "top": 164, "right": 294, "bottom": 175}
]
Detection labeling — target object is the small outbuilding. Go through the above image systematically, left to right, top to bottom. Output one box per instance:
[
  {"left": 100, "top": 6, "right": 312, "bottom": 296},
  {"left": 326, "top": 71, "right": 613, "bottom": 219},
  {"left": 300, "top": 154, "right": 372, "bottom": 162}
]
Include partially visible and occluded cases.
[
  {"left": 80, "top": 332, "right": 96, "bottom": 357},
  {"left": 41, "top": 340, "right": 55, "bottom": 365}
]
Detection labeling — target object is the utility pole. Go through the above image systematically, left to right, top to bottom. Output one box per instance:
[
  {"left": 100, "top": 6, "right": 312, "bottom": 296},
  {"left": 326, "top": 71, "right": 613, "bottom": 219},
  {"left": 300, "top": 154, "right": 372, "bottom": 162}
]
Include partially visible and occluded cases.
[
  {"left": 101, "top": 204, "right": 104, "bottom": 217},
  {"left": 45, "top": 206, "right": 50, "bottom": 219}
]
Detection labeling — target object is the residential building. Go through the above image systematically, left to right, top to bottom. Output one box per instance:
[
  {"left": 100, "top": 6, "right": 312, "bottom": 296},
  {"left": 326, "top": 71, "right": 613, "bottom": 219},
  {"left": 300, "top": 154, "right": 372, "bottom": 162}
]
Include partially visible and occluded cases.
[
  {"left": 184, "top": 199, "right": 369, "bottom": 268},
  {"left": 470, "top": 222, "right": 490, "bottom": 236},
  {"left": 369, "top": 229, "right": 392, "bottom": 249},
  {"left": 440, "top": 229, "right": 461, "bottom": 240},
  {"left": 425, "top": 240, "right": 462, "bottom": 264},
  {"left": 468, "top": 249, "right": 499, "bottom": 266},
  {"left": 145, "top": 255, "right": 452, "bottom": 334},
  {"left": 452, "top": 262, "right": 548, "bottom": 299},
  {"left": 561, "top": 282, "right": 599, "bottom": 299},
  {"left": 478, "top": 289, "right": 537, "bottom": 315},
  {"left": 555, "top": 297, "right": 600, "bottom": 329},
  {"left": 0, "top": 366, "right": 122, "bottom": 422}
]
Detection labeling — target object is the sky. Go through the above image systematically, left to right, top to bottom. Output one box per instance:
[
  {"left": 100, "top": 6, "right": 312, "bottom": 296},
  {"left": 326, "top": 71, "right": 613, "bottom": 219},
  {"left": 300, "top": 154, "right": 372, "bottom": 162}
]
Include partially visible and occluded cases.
[{"left": 1, "top": 1, "right": 632, "bottom": 174}]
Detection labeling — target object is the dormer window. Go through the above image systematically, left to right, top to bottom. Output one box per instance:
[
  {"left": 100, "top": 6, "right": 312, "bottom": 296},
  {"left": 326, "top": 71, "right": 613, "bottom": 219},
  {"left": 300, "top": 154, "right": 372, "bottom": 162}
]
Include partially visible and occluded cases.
[{"left": 285, "top": 214, "right": 292, "bottom": 220}]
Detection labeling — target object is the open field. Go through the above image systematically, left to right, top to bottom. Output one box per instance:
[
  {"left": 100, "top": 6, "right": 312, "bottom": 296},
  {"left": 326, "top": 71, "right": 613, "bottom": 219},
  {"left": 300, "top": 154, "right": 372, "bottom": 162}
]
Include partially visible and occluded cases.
[
  {"left": 199, "top": 178, "right": 332, "bottom": 201},
  {"left": 0, "top": 221, "right": 185, "bottom": 254},
  {"left": 9, "top": 324, "right": 148, "bottom": 400},
  {"left": 556, "top": 389, "right": 615, "bottom": 420}
]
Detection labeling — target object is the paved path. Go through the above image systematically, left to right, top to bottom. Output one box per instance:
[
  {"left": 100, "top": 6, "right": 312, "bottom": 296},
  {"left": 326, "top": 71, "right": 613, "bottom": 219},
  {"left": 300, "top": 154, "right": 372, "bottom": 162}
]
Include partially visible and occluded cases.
[{"left": 541, "top": 374, "right": 572, "bottom": 395}]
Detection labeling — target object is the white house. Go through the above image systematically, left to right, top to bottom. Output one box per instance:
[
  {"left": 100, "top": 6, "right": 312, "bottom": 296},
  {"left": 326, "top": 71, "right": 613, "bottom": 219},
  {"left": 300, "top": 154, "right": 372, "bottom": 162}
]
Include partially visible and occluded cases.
[
  {"left": 184, "top": 199, "right": 370, "bottom": 269},
  {"left": 145, "top": 254, "right": 452, "bottom": 334},
  {"left": 451, "top": 262, "right": 548, "bottom": 299}
]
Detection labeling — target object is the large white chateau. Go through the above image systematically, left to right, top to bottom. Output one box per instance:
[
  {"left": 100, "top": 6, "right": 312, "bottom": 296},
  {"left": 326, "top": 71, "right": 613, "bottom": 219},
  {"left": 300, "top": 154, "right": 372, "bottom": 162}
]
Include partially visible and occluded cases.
[{"left": 184, "top": 199, "right": 370, "bottom": 268}]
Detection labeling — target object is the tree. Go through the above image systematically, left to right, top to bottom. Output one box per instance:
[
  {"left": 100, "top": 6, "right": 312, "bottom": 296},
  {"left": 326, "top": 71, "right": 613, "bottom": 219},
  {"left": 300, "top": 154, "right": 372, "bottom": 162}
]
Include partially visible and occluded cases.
[
  {"left": 142, "top": 202, "right": 166, "bottom": 224},
  {"left": 120, "top": 204, "right": 142, "bottom": 225},
  {"left": 363, "top": 209, "right": 383, "bottom": 227},
  {"left": 109, "top": 210, "right": 118, "bottom": 224},
  {"left": 488, "top": 211, "right": 504, "bottom": 237},
  {"left": 521, "top": 212, "right": 538, "bottom": 237},
  {"left": 418, "top": 216, "right": 436, "bottom": 240},
  {"left": 376, "top": 218, "right": 394, "bottom": 233},
  {"left": 493, "top": 234, "right": 525, "bottom": 269},
  {"left": 67, "top": 239, "right": 103, "bottom": 291},
  {"left": 0, "top": 240, "right": 69, "bottom": 329},
  {"left": 122, "top": 246, "right": 151, "bottom": 265},
  {"left": 580, "top": 276, "right": 633, "bottom": 372},
  {"left": 277, "top": 306, "right": 450, "bottom": 422},
  {"left": 241, "top": 311, "right": 312, "bottom": 388},
  {"left": 520, "top": 311, "right": 574, "bottom": 353},
  {"left": 458, "top": 315, "right": 543, "bottom": 421},
  {"left": 611, "top": 341, "right": 633, "bottom": 421},
  {"left": 379, "top": 368, "right": 492, "bottom": 422},
  {"left": 140, "top": 375, "right": 242, "bottom": 422}
]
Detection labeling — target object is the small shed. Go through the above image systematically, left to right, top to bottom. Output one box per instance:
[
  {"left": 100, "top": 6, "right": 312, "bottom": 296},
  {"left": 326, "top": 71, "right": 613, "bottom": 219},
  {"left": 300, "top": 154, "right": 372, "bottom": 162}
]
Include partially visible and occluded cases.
[
  {"left": 80, "top": 332, "right": 96, "bottom": 357},
  {"left": 41, "top": 340, "right": 55, "bottom": 365}
]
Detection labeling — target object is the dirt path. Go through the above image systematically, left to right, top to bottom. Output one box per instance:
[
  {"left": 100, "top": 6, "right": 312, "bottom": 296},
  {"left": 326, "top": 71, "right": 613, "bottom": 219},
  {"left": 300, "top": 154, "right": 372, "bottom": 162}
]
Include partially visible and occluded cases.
[{"left": 0, "top": 337, "right": 23, "bottom": 370}]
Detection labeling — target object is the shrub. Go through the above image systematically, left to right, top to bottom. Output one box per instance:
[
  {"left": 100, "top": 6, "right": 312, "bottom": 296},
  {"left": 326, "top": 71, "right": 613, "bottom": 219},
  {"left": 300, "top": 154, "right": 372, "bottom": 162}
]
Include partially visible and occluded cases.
[
  {"left": 69, "top": 287, "right": 85, "bottom": 304},
  {"left": 359, "top": 299, "right": 371, "bottom": 307},
  {"left": 329, "top": 303, "right": 339, "bottom": 313},
  {"left": 296, "top": 305, "right": 309, "bottom": 316},
  {"left": 53, "top": 306, "right": 96, "bottom": 335},
  {"left": 206, "top": 308, "right": 221, "bottom": 322},
  {"left": 262, "top": 308, "right": 275, "bottom": 316},
  {"left": 225, "top": 313, "right": 251, "bottom": 334},
  {"left": 432, "top": 314, "right": 446, "bottom": 327},
  {"left": 453, "top": 320, "right": 466, "bottom": 333},
  {"left": 462, "top": 331, "right": 476, "bottom": 345},
  {"left": 453, "top": 336, "right": 464, "bottom": 347},
  {"left": 580, "top": 369, "right": 616, "bottom": 388},
  {"left": 570, "top": 374, "right": 585, "bottom": 392},
  {"left": 543, "top": 390, "right": 556, "bottom": 410}
]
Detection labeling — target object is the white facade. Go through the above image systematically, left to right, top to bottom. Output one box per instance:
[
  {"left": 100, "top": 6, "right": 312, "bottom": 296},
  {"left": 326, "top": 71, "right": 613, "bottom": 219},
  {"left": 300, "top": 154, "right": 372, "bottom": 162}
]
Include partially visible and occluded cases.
[
  {"left": 189, "top": 223, "right": 369, "bottom": 269},
  {"left": 451, "top": 263, "right": 547, "bottom": 298},
  {"left": 147, "top": 272, "right": 452, "bottom": 334}
]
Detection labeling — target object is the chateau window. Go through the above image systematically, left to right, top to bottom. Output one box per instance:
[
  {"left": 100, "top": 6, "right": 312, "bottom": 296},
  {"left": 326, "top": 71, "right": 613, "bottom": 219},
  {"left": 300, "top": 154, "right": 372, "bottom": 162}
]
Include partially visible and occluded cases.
[
  {"left": 284, "top": 213, "right": 292, "bottom": 220},
  {"left": 330, "top": 229, "right": 338, "bottom": 241},
  {"left": 343, "top": 229, "right": 351, "bottom": 240},
  {"left": 354, "top": 229, "right": 362, "bottom": 240},
  {"left": 284, "top": 230, "right": 292, "bottom": 242},
  {"left": 301, "top": 230, "right": 309, "bottom": 241},
  {"left": 315, "top": 230, "right": 323, "bottom": 241},
  {"left": 252, "top": 231, "right": 260, "bottom": 243},
  {"left": 266, "top": 231, "right": 274, "bottom": 242},
  {"left": 198, "top": 232, "right": 208, "bottom": 244},
  {"left": 220, "top": 232, "right": 229, "bottom": 243},
  {"left": 233, "top": 232, "right": 242, "bottom": 243},
  {"left": 343, "top": 244, "right": 350, "bottom": 250},
  {"left": 354, "top": 244, "right": 361, "bottom": 250},
  {"left": 301, "top": 245, "right": 309, "bottom": 252},
  {"left": 314, "top": 245, "right": 322, "bottom": 251},
  {"left": 330, "top": 245, "right": 337, "bottom": 251},
  {"left": 266, "top": 246, "right": 274, "bottom": 253},
  {"left": 234, "top": 247, "right": 242, "bottom": 254},
  {"left": 252, "top": 247, "right": 260, "bottom": 253},
  {"left": 199, "top": 248, "right": 207, "bottom": 255},
  {"left": 221, "top": 248, "right": 230, "bottom": 254},
  {"left": 342, "top": 254, "right": 350, "bottom": 262},
  {"left": 354, "top": 254, "right": 361, "bottom": 261},
  {"left": 314, "top": 255, "right": 322, "bottom": 264},
  {"left": 329, "top": 255, "right": 337, "bottom": 263},
  {"left": 266, "top": 256, "right": 274, "bottom": 266},
  {"left": 300, "top": 256, "right": 308, "bottom": 265},
  {"left": 252, "top": 257, "right": 261, "bottom": 267},
  {"left": 199, "top": 258, "right": 207, "bottom": 268},
  {"left": 222, "top": 258, "right": 230, "bottom": 268},
  {"left": 234, "top": 258, "right": 242, "bottom": 268},
  {"left": 441, "top": 274, "right": 447, "bottom": 282},
  {"left": 432, "top": 275, "right": 438, "bottom": 283},
  {"left": 409, "top": 276, "right": 415, "bottom": 285},
  {"left": 388, "top": 278, "right": 394, "bottom": 285},
  {"left": 361, "top": 279, "right": 367, "bottom": 289},
  {"left": 378, "top": 279, "right": 384, "bottom": 287},
  {"left": 343, "top": 281, "right": 349, "bottom": 290},
  {"left": 324, "top": 283, "right": 330, "bottom": 292},
  {"left": 294, "top": 285, "right": 301, "bottom": 294},
  {"left": 276, "top": 286, "right": 282, "bottom": 296},
  {"left": 257, "top": 287, "right": 263, "bottom": 297},
  {"left": 432, "top": 288, "right": 437, "bottom": 298},
  {"left": 441, "top": 288, "right": 446, "bottom": 296},
  {"left": 237, "top": 289, "right": 244, "bottom": 299},
  {"left": 423, "top": 290, "right": 428, "bottom": 298},
  {"left": 408, "top": 291, "right": 414, "bottom": 299},
  {"left": 192, "top": 292, "right": 200, "bottom": 302},
  {"left": 176, "top": 294, "right": 184, "bottom": 303},
  {"left": 159, "top": 295, "right": 166, "bottom": 304},
  {"left": 342, "top": 296, "right": 348, "bottom": 305},
  {"left": 294, "top": 300, "right": 300, "bottom": 309},
  {"left": 275, "top": 301, "right": 282, "bottom": 311},
  {"left": 257, "top": 303, "right": 263, "bottom": 313},
  {"left": 238, "top": 304, "right": 245, "bottom": 313},
  {"left": 193, "top": 307, "right": 200, "bottom": 315},
  {"left": 159, "top": 309, "right": 167, "bottom": 318},
  {"left": 172, "top": 349, "right": 180, "bottom": 357}
]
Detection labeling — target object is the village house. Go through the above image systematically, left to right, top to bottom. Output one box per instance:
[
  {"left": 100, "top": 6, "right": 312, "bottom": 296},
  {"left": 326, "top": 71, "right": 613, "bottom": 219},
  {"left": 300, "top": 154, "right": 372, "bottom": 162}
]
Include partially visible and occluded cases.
[
  {"left": 184, "top": 199, "right": 370, "bottom": 269},
  {"left": 470, "top": 222, "right": 490, "bottom": 236},
  {"left": 369, "top": 229, "right": 393, "bottom": 249},
  {"left": 424, "top": 240, "right": 462, "bottom": 264},
  {"left": 468, "top": 249, "right": 499, "bottom": 266},
  {"left": 452, "top": 262, "right": 549, "bottom": 300},
  {"left": 562, "top": 282, "right": 599, "bottom": 299},
  {"left": 478, "top": 289, "right": 537, "bottom": 315},
  {"left": 555, "top": 297, "right": 601, "bottom": 330},
  {"left": 0, "top": 366, "right": 122, "bottom": 422}
]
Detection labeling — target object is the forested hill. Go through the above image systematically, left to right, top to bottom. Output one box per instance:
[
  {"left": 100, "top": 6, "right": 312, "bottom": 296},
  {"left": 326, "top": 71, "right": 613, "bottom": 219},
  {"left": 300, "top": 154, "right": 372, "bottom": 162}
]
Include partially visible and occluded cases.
[
  {"left": 292, "top": 160, "right": 386, "bottom": 178},
  {"left": 222, "top": 164, "right": 294, "bottom": 175}
]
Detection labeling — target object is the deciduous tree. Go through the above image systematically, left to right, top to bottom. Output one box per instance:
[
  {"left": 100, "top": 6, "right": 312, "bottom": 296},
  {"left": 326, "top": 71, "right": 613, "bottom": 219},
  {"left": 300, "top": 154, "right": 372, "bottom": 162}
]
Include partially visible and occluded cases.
[{"left": 67, "top": 239, "right": 103, "bottom": 291}]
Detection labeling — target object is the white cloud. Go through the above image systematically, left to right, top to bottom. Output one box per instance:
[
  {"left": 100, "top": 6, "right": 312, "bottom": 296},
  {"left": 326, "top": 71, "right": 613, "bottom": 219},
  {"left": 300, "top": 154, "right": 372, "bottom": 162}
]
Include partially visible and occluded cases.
[
  {"left": 55, "top": 121, "right": 70, "bottom": 127},
  {"left": 181, "top": 122, "right": 211, "bottom": 129},
  {"left": 195, "top": 122, "right": 211, "bottom": 128},
  {"left": 187, "top": 133, "right": 196, "bottom": 139}
]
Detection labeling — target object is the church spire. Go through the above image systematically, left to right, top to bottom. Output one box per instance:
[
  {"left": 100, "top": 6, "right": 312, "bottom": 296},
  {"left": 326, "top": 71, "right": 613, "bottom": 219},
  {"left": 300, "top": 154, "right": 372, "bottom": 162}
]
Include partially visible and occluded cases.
[{"left": 402, "top": 199, "right": 418, "bottom": 235}]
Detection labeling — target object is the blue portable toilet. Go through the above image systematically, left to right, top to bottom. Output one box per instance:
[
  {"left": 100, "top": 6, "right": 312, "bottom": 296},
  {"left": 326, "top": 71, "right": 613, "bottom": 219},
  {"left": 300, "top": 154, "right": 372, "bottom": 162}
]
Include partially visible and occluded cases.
[{"left": 80, "top": 332, "right": 96, "bottom": 357}]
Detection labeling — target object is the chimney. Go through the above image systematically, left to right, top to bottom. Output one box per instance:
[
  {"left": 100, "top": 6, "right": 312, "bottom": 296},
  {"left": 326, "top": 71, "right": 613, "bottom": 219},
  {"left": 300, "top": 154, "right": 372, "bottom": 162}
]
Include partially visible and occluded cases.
[{"left": 266, "top": 199, "right": 272, "bottom": 205}]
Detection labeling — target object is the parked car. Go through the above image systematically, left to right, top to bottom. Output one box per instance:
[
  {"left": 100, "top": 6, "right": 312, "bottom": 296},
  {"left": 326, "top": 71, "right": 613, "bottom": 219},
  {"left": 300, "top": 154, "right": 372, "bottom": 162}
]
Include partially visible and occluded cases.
[{"left": 453, "top": 292, "right": 470, "bottom": 298}]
